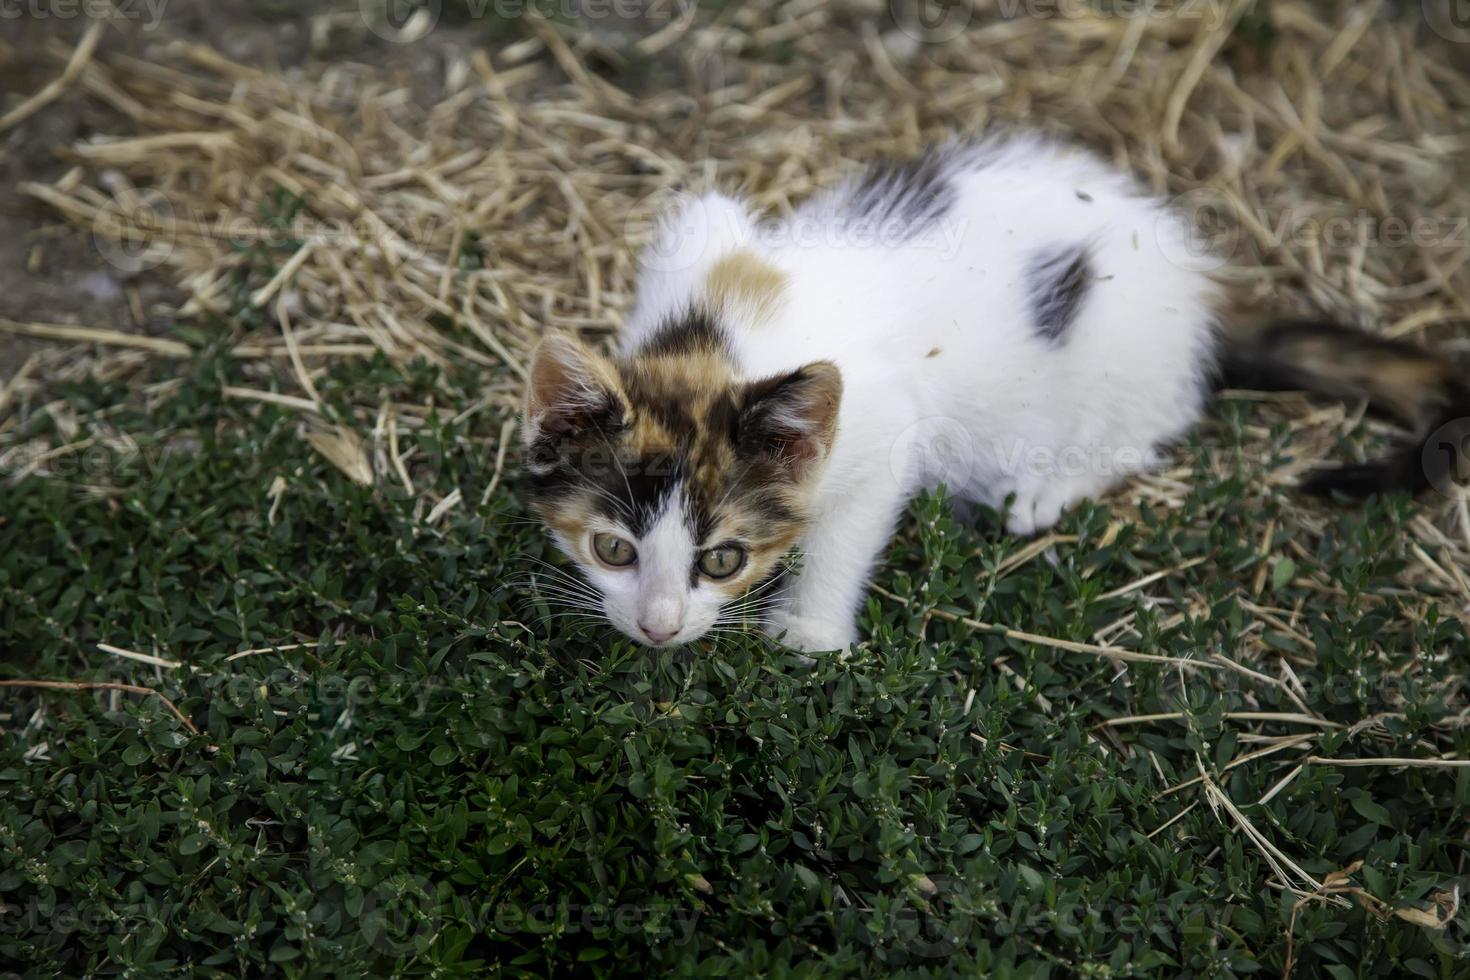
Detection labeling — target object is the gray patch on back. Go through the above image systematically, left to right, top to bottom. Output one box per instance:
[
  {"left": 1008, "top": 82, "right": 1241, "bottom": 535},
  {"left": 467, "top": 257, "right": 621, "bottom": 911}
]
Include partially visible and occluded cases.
[
  {"left": 836, "top": 144, "right": 997, "bottom": 240},
  {"left": 845, "top": 153, "right": 955, "bottom": 235},
  {"left": 1027, "top": 244, "right": 1093, "bottom": 346}
]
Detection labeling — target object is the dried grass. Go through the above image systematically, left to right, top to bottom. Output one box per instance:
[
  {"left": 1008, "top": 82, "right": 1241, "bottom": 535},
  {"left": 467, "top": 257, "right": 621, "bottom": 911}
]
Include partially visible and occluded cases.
[{"left": 18, "top": 6, "right": 1470, "bottom": 395}]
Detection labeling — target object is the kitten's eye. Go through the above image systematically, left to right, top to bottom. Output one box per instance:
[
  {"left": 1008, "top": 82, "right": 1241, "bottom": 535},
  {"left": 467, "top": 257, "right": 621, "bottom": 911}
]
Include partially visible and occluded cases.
[
  {"left": 592, "top": 532, "right": 637, "bottom": 567},
  {"left": 698, "top": 545, "right": 746, "bottom": 579}
]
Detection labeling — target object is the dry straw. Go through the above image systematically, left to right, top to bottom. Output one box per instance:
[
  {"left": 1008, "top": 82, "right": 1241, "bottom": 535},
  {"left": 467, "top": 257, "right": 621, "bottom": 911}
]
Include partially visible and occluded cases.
[{"left": 8, "top": 3, "right": 1468, "bottom": 514}]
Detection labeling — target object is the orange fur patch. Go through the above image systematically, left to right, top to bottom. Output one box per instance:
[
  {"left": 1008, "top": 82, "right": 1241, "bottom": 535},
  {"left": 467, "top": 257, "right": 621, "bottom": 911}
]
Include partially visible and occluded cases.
[{"left": 703, "top": 251, "right": 788, "bottom": 323}]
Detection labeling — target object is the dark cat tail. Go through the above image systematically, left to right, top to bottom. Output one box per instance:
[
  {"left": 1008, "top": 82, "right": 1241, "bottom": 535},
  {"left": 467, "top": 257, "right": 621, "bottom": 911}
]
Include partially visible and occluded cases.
[{"left": 1219, "top": 314, "right": 1469, "bottom": 498}]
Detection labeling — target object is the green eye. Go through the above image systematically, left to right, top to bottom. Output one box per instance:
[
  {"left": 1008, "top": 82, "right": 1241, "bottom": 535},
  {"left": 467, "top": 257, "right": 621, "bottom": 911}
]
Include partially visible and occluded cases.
[
  {"left": 592, "top": 532, "right": 636, "bottom": 567},
  {"left": 698, "top": 545, "right": 746, "bottom": 580}
]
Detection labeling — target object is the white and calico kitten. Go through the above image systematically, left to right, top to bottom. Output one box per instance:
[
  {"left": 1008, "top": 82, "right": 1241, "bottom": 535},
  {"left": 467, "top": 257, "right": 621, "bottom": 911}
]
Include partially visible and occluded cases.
[{"left": 522, "top": 135, "right": 1460, "bottom": 652}]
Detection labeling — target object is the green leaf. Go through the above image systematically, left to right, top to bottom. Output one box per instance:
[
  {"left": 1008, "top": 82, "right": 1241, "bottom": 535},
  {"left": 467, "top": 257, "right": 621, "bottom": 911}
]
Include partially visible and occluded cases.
[
  {"left": 1271, "top": 558, "right": 1296, "bottom": 593},
  {"left": 1351, "top": 797, "right": 1393, "bottom": 827},
  {"left": 178, "top": 834, "right": 211, "bottom": 856}
]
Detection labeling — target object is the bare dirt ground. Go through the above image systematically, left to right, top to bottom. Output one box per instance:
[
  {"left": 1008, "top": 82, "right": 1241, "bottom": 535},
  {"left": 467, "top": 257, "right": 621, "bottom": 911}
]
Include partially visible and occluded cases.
[{"left": 0, "top": 0, "right": 494, "bottom": 376}]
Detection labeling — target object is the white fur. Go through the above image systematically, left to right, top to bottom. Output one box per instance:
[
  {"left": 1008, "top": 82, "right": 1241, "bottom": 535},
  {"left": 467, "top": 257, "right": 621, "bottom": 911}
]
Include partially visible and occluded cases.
[
  {"left": 619, "top": 136, "right": 1221, "bottom": 651},
  {"left": 562, "top": 498, "right": 734, "bottom": 648}
]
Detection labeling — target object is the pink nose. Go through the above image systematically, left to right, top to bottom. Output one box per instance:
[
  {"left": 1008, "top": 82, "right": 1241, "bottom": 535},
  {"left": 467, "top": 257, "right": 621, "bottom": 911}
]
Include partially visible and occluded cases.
[{"left": 639, "top": 622, "right": 678, "bottom": 645}]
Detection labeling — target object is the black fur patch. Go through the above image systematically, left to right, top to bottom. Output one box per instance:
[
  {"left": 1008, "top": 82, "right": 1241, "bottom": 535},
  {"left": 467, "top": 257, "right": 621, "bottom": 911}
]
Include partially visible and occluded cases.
[
  {"left": 845, "top": 152, "right": 958, "bottom": 237},
  {"left": 1027, "top": 244, "right": 1092, "bottom": 346},
  {"left": 635, "top": 306, "right": 729, "bottom": 358},
  {"left": 1220, "top": 318, "right": 1470, "bottom": 499},
  {"left": 1221, "top": 319, "right": 1437, "bottom": 419},
  {"left": 529, "top": 438, "right": 690, "bottom": 538}
]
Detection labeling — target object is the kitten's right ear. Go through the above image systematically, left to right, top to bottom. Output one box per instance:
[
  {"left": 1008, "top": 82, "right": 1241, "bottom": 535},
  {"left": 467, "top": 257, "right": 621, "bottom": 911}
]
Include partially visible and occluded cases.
[
  {"left": 523, "top": 334, "right": 626, "bottom": 449},
  {"left": 736, "top": 361, "right": 843, "bottom": 478}
]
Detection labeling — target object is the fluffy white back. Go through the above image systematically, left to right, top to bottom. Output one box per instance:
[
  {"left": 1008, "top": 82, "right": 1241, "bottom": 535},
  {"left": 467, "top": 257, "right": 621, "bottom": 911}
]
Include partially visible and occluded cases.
[{"left": 620, "top": 135, "right": 1222, "bottom": 650}]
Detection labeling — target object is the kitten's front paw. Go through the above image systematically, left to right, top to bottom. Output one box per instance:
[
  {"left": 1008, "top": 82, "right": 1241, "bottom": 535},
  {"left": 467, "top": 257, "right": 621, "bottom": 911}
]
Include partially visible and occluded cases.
[
  {"left": 1004, "top": 486, "right": 1069, "bottom": 536},
  {"left": 767, "top": 613, "right": 856, "bottom": 654}
]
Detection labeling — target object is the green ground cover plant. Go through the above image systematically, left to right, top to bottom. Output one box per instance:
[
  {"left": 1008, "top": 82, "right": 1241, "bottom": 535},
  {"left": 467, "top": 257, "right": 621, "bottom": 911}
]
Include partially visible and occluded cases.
[
  {"left": 4, "top": 2, "right": 1470, "bottom": 975},
  {"left": 2, "top": 342, "right": 1468, "bottom": 976}
]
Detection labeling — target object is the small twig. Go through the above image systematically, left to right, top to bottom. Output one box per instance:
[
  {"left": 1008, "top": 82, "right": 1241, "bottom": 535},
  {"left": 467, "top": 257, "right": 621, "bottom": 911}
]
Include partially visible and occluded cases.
[
  {"left": 0, "top": 21, "right": 105, "bottom": 133},
  {"left": 251, "top": 242, "right": 315, "bottom": 309},
  {"left": 275, "top": 290, "right": 324, "bottom": 410},
  {"left": 0, "top": 317, "right": 191, "bottom": 358},
  {"left": 0, "top": 353, "right": 39, "bottom": 419},
  {"left": 222, "top": 386, "right": 322, "bottom": 415},
  {"left": 387, "top": 412, "right": 415, "bottom": 496},
  {"left": 480, "top": 417, "right": 516, "bottom": 508},
  {"left": 426, "top": 487, "right": 464, "bottom": 525},
  {"left": 1252, "top": 519, "right": 1276, "bottom": 597},
  {"left": 1095, "top": 557, "right": 1207, "bottom": 602},
  {"left": 871, "top": 583, "right": 1220, "bottom": 669},
  {"left": 98, "top": 642, "right": 181, "bottom": 670},
  {"left": 224, "top": 642, "right": 310, "bottom": 663},
  {"left": 1210, "top": 653, "right": 1317, "bottom": 718},
  {"left": 991, "top": 656, "right": 1054, "bottom": 713},
  {"left": 0, "top": 679, "right": 199, "bottom": 736},
  {"left": 1097, "top": 711, "right": 1344, "bottom": 730},
  {"left": 968, "top": 731, "right": 1049, "bottom": 762},
  {"left": 1154, "top": 733, "right": 1319, "bottom": 801},
  {"left": 1306, "top": 755, "right": 1470, "bottom": 769},
  {"left": 1195, "top": 757, "right": 1332, "bottom": 900},
  {"left": 1258, "top": 763, "right": 1305, "bottom": 806},
  {"left": 1146, "top": 800, "right": 1199, "bottom": 840},
  {"left": 1283, "top": 862, "right": 1364, "bottom": 980}
]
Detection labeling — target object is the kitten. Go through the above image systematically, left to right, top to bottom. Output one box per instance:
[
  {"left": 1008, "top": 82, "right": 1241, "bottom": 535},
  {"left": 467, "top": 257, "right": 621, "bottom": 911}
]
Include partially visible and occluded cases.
[{"left": 522, "top": 135, "right": 1465, "bottom": 652}]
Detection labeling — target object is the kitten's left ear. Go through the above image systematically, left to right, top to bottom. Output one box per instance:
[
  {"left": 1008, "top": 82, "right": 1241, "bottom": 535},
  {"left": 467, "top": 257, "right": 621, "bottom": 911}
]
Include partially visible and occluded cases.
[{"left": 737, "top": 362, "right": 843, "bottom": 477}]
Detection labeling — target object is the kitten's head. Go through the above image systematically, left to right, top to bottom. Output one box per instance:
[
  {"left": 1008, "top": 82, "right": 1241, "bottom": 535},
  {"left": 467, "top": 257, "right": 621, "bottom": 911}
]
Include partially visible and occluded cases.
[{"left": 521, "top": 320, "right": 841, "bottom": 647}]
